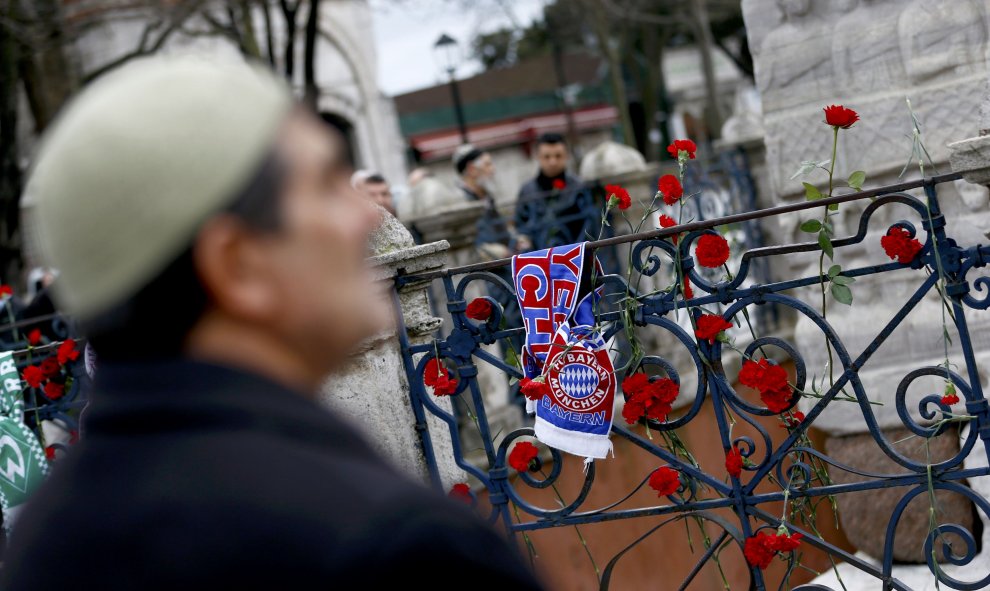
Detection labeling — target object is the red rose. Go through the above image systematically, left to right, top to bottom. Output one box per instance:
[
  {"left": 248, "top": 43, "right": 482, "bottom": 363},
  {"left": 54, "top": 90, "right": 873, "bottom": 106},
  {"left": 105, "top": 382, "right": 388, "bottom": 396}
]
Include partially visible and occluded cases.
[
  {"left": 823, "top": 104, "right": 859, "bottom": 129},
  {"left": 667, "top": 139, "right": 697, "bottom": 160},
  {"left": 657, "top": 175, "right": 683, "bottom": 206},
  {"left": 552, "top": 178, "right": 566, "bottom": 190},
  {"left": 605, "top": 184, "right": 631, "bottom": 210},
  {"left": 881, "top": 227, "right": 922, "bottom": 264},
  {"left": 695, "top": 234, "right": 730, "bottom": 268},
  {"left": 0, "top": 285, "right": 12, "bottom": 298},
  {"left": 465, "top": 298, "right": 493, "bottom": 321},
  {"left": 695, "top": 314, "right": 733, "bottom": 344},
  {"left": 27, "top": 329, "right": 41, "bottom": 346},
  {"left": 57, "top": 339, "right": 80, "bottom": 365},
  {"left": 39, "top": 358, "right": 60, "bottom": 379},
  {"left": 22, "top": 365, "right": 44, "bottom": 389},
  {"left": 432, "top": 373, "right": 458, "bottom": 396},
  {"left": 519, "top": 377, "right": 550, "bottom": 401},
  {"left": 44, "top": 382, "right": 65, "bottom": 400},
  {"left": 941, "top": 393, "right": 960, "bottom": 405},
  {"left": 782, "top": 411, "right": 805, "bottom": 429},
  {"left": 508, "top": 441, "right": 539, "bottom": 472},
  {"left": 44, "top": 446, "right": 56, "bottom": 462},
  {"left": 725, "top": 446, "right": 744, "bottom": 478},
  {"left": 648, "top": 466, "right": 681, "bottom": 497},
  {"left": 448, "top": 483, "right": 472, "bottom": 504},
  {"left": 772, "top": 531, "right": 803, "bottom": 553},
  {"left": 744, "top": 532, "right": 777, "bottom": 569}
]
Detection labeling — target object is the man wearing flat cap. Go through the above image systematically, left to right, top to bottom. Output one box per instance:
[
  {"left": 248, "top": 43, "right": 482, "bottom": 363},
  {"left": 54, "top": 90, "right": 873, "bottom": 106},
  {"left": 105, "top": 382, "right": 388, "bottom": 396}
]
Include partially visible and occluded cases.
[{"left": 2, "top": 56, "right": 542, "bottom": 589}]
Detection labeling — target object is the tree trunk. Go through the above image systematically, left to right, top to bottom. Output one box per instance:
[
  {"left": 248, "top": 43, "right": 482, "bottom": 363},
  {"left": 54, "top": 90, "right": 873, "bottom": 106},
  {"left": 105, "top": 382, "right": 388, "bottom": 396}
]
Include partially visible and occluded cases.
[
  {"left": 16, "top": 0, "right": 79, "bottom": 132},
  {"left": 279, "top": 0, "right": 300, "bottom": 80},
  {"left": 302, "top": 0, "right": 321, "bottom": 110},
  {"left": 583, "top": 0, "right": 636, "bottom": 149},
  {"left": 689, "top": 0, "right": 723, "bottom": 139},
  {"left": 0, "top": 1, "right": 23, "bottom": 278}
]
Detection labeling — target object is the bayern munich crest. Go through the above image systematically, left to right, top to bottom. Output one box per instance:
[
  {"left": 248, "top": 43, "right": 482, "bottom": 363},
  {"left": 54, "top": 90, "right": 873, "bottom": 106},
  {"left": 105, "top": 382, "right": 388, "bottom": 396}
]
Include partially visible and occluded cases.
[{"left": 545, "top": 346, "right": 615, "bottom": 415}]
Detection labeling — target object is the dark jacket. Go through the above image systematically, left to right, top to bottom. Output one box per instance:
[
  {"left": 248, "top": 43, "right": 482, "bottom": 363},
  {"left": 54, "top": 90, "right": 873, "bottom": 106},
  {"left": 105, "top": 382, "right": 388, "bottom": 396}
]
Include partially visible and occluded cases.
[
  {"left": 515, "top": 172, "right": 594, "bottom": 249},
  {"left": 459, "top": 182, "right": 513, "bottom": 249},
  {"left": 0, "top": 359, "right": 542, "bottom": 589}
]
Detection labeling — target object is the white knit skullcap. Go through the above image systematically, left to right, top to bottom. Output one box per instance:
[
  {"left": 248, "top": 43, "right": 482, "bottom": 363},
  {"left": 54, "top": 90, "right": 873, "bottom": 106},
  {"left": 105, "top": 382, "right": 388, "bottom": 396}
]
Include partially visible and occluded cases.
[{"left": 22, "top": 55, "right": 294, "bottom": 321}]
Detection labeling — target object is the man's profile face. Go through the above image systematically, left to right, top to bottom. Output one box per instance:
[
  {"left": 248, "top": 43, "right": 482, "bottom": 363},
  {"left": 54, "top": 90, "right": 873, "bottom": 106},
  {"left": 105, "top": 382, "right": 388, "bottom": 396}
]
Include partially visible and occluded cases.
[
  {"left": 253, "top": 111, "right": 389, "bottom": 373},
  {"left": 537, "top": 142, "right": 568, "bottom": 178},
  {"left": 470, "top": 153, "right": 495, "bottom": 181}
]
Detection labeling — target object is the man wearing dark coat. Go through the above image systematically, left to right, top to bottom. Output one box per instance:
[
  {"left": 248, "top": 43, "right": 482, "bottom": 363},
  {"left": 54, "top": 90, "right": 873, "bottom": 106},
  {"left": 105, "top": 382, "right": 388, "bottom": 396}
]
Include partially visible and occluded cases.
[{"left": 2, "top": 56, "right": 542, "bottom": 590}]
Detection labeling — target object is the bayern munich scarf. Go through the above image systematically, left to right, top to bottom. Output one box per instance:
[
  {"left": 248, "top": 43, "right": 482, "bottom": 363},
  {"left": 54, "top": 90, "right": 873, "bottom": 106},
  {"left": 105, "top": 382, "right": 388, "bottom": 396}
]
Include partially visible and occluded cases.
[{"left": 512, "top": 243, "right": 615, "bottom": 460}]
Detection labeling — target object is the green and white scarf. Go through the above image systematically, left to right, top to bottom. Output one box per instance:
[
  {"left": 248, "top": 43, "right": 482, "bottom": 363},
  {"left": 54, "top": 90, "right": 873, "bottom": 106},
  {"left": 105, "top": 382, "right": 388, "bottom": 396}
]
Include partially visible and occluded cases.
[{"left": 0, "top": 351, "right": 49, "bottom": 532}]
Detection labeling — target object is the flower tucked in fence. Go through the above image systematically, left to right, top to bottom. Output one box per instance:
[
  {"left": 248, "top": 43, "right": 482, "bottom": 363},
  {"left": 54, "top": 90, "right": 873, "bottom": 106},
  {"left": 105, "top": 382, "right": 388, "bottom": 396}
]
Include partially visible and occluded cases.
[
  {"left": 658, "top": 175, "right": 683, "bottom": 206},
  {"left": 605, "top": 184, "right": 631, "bottom": 210},
  {"left": 658, "top": 214, "right": 679, "bottom": 244},
  {"left": 881, "top": 226, "right": 923, "bottom": 264},
  {"left": 695, "top": 234, "right": 731, "bottom": 268},
  {"left": 465, "top": 298, "right": 493, "bottom": 321},
  {"left": 695, "top": 314, "right": 733, "bottom": 344},
  {"left": 27, "top": 330, "right": 41, "bottom": 346},
  {"left": 57, "top": 339, "right": 80, "bottom": 365},
  {"left": 424, "top": 358, "right": 458, "bottom": 396},
  {"left": 738, "top": 359, "right": 794, "bottom": 413},
  {"left": 22, "top": 366, "right": 43, "bottom": 389},
  {"left": 621, "top": 373, "right": 679, "bottom": 424},
  {"left": 519, "top": 377, "right": 551, "bottom": 401},
  {"left": 44, "top": 382, "right": 65, "bottom": 401},
  {"left": 942, "top": 383, "right": 959, "bottom": 405},
  {"left": 781, "top": 411, "right": 806, "bottom": 429},
  {"left": 508, "top": 441, "right": 540, "bottom": 472},
  {"left": 725, "top": 446, "right": 744, "bottom": 478},
  {"left": 648, "top": 466, "right": 681, "bottom": 497},
  {"left": 448, "top": 483, "right": 472, "bottom": 504},
  {"left": 744, "top": 530, "right": 803, "bottom": 569}
]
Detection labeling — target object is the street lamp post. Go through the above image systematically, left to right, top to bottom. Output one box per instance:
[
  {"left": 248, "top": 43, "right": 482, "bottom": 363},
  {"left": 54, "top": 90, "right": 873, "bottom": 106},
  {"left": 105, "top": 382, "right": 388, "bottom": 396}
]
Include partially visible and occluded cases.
[{"left": 433, "top": 33, "right": 468, "bottom": 144}]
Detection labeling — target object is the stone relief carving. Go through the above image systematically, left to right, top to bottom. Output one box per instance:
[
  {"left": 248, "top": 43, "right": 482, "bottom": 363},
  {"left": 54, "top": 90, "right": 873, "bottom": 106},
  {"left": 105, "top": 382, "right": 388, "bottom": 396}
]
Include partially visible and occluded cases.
[
  {"left": 756, "top": 0, "right": 833, "bottom": 112},
  {"left": 831, "top": 0, "right": 908, "bottom": 94},
  {"left": 898, "top": 0, "right": 986, "bottom": 86}
]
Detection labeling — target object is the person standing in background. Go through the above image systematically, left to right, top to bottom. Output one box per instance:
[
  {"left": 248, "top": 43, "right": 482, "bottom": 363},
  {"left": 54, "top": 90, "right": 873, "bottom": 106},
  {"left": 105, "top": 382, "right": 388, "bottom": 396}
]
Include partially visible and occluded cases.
[
  {"left": 514, "top": 133, "right": 591, "bottom": 251},
  {"left": 453, "top": 144, "right": 515, "bottom": 261},
  {"left": 351, "top": 170, "right": 396, "bottom": 216}
]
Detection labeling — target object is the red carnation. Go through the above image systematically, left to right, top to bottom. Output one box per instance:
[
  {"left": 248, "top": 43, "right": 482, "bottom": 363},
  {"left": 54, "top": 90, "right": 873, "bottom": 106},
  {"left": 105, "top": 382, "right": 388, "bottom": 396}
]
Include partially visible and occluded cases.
[
  {"left": 823, "top": 104, "right": 859, "bottom": 129},
  {"left": 667, "top": 139, "right": 697, "bottom": 160},
  {"left": 657, "top": 175, "right": 683, "bottom": 206},
  {"left": 552, "top": 178, "right": 566, "bottom": 190},
  {"left": 606, "top": 184, "right": 631, "bottom": 210},
  {"left": 658, "top": 214, "right": 680, "bottom": 244},
  {"left": 881, "top": 227, "right": 923, "bottom": 264},
  {"left": 695, "top": 234, "right": 730, "bottom": 268},
  {"left": 682, "top": 279, "right": 694, "bottom": 299},
  {"left": 0, "top": 285, "right": 11, "bottom": 299},
  {"left": 465, "top": 298, "right": 493, "bottom": 321},
  {"left": 695, "top": 314, "right": 733, "bottom": 344},
  {"left": 27, "top": 329, "right": 41, "bottom": 346},
  {"left": 57, "top": 339, "right": 79, "bottom": 365},
  {"left": 39, "top": 357, "right": 60, "bottom": 379},
  {"left": 423, "top": 358, "right": 445, "bottom": 387},
  {"left": 739, "top": 359, "right": 793, "bottom": 413},
  {"left": 22, "top": 365, "right": 43, "bottom": 389},
  {"left": 432, "top": 373, "right": 458, "bottom": 396},
  {"left": 622, "top": 373, "right": 679, "bottom": 424},
  {"left": 519, "top": 377, "right": 551, "bottom": 401},
  {"left": 44, "top": 382, "right": 65, "bottom": 400},
  {"left": 761, "top": 385, "right": 794, "bottom": 413},
  {"left": 941, "top": 393, "right": 960, "bottom": 405},
  {"left": 782, "top": 411, "right": 806, "bottom": 429},
  {"left": 508, "top": 441, "right": 539, "bottom": 472},
  {"left": 44, "top": 446, "right": 56, "bottom": 462},
  {"left": 726, "top": 446, "right": 744, "bottom": 478},
  {"left": 648, "top": 466, "right": 681, "bottom": 497},
  {"left": 448, "top": 483, "right": 473, "bottom": 504},
  {"left": 772, "top": 531, "right": 803, "bottom": 553},
  {"left": 744, "top": 532, "right": 777, "bottom": 569}
]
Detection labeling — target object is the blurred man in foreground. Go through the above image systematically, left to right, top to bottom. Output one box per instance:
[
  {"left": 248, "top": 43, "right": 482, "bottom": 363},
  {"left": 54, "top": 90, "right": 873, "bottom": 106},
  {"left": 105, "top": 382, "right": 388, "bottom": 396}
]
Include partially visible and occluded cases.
[{"left": 3, "top": 56, "right": 541, "bottom": 590}]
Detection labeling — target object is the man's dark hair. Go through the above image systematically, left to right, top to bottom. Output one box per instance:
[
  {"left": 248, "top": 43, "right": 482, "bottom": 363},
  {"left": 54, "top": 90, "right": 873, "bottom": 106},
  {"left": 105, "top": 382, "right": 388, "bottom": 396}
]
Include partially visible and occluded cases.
[
  {"left": 536, "top": 132, "right": 566, "bottom": 147},
  {"left": 84, "top": 152, "right": 286, "bottom": 361},
  {"left": 365, "top": 173, "right": 387, "bottom": 185}
]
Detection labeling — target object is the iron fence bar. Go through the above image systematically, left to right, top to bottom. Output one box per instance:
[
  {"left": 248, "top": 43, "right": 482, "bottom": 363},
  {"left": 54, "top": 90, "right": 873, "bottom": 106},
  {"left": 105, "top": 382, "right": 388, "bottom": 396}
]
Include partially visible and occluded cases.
[{"left": 396, "top": 171, "right": 963, "bottom": 285}]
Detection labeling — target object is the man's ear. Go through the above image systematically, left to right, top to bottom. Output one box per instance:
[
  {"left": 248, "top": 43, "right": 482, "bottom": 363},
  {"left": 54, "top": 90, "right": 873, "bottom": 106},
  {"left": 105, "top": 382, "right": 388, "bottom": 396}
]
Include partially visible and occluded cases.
[{"left": 192, "top": 215, "right": 279, "bottom": 322}]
